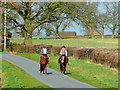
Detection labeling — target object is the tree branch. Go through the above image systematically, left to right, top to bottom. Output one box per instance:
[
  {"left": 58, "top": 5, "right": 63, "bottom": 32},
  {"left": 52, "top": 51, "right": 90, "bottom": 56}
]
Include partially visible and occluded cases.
[
  {"left": 31, "top": 2, "right": 60, "bottom": 20},
  {"left": 5, "top": 3, "right": 26, "bottom": 19},
  {"left": 6, "top": 15, "right": 22, "bottom": 26},
  {"left": 7, "top": 24, "right": 23, "bottom": 31}
]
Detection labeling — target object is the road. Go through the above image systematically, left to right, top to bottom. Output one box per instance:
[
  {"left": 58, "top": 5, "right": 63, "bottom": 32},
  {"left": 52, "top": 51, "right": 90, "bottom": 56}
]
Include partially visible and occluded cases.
[{"left": 1, "top": 54, "right": 98, "bottom": 89}]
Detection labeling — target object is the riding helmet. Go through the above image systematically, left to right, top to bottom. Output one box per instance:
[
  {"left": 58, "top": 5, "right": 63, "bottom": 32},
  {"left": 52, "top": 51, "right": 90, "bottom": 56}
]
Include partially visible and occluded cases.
[{"left": 62, "top": 45, "right": 65, "bottom": 48}]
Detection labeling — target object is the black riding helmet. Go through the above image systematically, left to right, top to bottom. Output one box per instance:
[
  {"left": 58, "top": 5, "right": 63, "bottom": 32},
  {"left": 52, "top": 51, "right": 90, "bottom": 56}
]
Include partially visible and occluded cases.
[
  {"left": 62, "top": 45, "right": 65, "bottom": 48},
  {"left": 43, "top": 46, "right": 47, "bottom": 48}
]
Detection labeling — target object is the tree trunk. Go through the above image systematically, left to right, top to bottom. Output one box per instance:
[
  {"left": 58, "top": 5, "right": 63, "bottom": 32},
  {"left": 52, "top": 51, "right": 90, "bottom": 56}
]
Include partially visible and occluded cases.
[
  {"left": 24, "top": 18, "right": 33, "bottom": 45},
  {"left": 111, "top": 24, "right": 116, "bottom": 38},
  {"left": 102, "top": 26, "right": 104, "bottom": 39},
  {"left": 56, "top": 27, "right": 60, "bottom": 39},
  {"left": 37, "top": 30, "right": 40, "bottom": 40},
  {"left": 112, "top": 30, "right": 114, "bottom": 38},
  {"left": 24, "top": 32, "right": 32, "bottom": 45},
  {"left": 102, "top": 35, "right": 104, "bottom": 39}
]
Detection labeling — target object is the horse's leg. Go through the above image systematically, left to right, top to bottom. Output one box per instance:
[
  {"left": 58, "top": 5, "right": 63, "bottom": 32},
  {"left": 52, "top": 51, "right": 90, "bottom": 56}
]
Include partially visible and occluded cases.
[
  {"left": 39, "top": 64, "right": 40, "bottom": 71},
  {"left": 40, "top": 64, "right": 42, "bottom": 73},
  {"left": 41, "top": 64, "right": 44, "bottom": 74},
  {"left": 42, "top": 64, "right": 46, "bottom": 74},
  {"left": 60, "top": 64, "right": 63, "bottom": 73},
  {"left": 61, "top": 64, "right": 65, "bottom": 74},
  {"left": 62, "top": 64, "right": 65, "bottom": 74},
  {"left": 63, "top": 64, "right": 66, "bottom": 74},
  {"left": 44, "top": 65, "right": 47, "bottom": 75}
]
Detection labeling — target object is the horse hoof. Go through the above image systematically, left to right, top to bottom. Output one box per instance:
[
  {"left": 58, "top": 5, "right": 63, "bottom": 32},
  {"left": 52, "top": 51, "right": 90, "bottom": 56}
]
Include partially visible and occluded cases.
[
  {"left": 40, "top": 72, "right": 42, "bottom": 74},
  {"left": 61, "top": 72, "right": 64, "bottom": 74}
]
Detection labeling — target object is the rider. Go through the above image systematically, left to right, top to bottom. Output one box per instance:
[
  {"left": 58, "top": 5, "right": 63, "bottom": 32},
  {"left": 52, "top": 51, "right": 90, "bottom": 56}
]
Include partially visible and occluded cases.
[
  {"left": 58, "top": 45, "right": 68, "bottom": 64},
  {"left": 40, "top": 46, "right": 49, "bottom": 63}
]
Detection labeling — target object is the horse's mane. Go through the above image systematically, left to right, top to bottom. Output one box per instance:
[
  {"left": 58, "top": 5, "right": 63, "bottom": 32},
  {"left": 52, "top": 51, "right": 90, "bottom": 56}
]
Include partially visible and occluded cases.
[
  {"left": 42, "top": 54, "right": 47, "bottom": 59},
  {"left": 42, "top": 55, "right": 46, "bottom": 59}
]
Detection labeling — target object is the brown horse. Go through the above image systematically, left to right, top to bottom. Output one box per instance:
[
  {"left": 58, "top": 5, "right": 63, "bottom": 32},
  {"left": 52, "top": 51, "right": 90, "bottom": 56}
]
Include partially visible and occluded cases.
[
  {"left": 39, "top": 54, "right": 49, "bottom": 75},
  {"left": 59, "top": 55, "right": 68, "bottom": 74}
]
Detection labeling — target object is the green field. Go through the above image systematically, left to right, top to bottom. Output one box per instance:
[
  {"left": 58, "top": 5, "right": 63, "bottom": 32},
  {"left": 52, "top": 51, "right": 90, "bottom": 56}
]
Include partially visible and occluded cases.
[
  {"left": 6, "top": 37, "right": 119, "bottom": 88},
  {"left": 10, "top": 38, "right": 118, "bottom": 48},
  {"left": 14, "top": 53, "right": 118, "bottom": 89},
  {"left": 2, "top": 59, "right": 51, "bottom": 88}
]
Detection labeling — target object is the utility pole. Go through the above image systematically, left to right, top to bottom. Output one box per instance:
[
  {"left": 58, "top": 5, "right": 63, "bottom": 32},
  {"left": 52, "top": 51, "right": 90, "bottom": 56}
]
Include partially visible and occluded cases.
[{"left": 4, "top": 0, "right": 6, "bottom": 52}]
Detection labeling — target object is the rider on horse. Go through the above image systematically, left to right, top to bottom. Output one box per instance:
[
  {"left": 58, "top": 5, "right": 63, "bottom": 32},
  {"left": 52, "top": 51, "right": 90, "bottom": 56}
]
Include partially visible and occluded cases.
[
  {"left": 58, "top": 45, "right": 68, "bottom": 64},
  {"left": 40, "top": 46, "right": 49, "bottom": 63}
]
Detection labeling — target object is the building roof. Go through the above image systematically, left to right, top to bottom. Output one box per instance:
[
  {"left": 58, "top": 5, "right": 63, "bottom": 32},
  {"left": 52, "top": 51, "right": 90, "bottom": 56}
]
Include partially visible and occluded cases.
[
  {"left": 89, "top": 30, "right": 100, "bottom": 36},
  {"left": 117, "top": 30, "right": 120, "bottom": 33},
  {"left": 61, "top": 31, "right": 77, "bottom": 36}
]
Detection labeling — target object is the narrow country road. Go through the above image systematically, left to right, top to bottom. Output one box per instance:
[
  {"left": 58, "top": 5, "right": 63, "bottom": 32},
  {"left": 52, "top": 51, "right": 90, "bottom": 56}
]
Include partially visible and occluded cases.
[{"left": 1, "top": 54, "right": 98, "bottom": 88}]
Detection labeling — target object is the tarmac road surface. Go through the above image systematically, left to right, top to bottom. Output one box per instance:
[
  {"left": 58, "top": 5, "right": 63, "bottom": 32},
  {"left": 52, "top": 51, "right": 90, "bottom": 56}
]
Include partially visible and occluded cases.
[{"left": 1, "top": 54, "right": 100, "bottom": 89}]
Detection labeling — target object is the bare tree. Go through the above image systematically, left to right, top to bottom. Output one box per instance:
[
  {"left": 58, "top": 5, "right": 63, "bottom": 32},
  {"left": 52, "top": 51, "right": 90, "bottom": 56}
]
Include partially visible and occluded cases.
[
  {"left": 3, "top": 2, "right": 61, "bottom": 45},
  {"left": 65, "top": 2, "right": 99, "bottom": 38},
  {"left": 105, "top": 2, "right": 118, "bottom": 38},
  {"left": 97, "top": 12, "right": 109, "bottom": 39}
]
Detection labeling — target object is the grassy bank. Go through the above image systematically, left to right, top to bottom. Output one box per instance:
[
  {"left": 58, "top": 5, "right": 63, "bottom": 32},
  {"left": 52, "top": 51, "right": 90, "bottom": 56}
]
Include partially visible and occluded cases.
[
  {"left": 10, "top": 38, "right": 118, "bottom": 48},
  {"left": 14, "top": 53, "right": 118, "bottom": 89},
  {"left": 2, "top": 59, "right": 51, "bottom": 88}
]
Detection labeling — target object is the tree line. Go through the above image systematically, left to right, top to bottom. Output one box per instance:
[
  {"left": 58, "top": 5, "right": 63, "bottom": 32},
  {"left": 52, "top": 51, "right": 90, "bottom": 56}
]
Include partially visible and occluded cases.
[{"left": 1, "top": 2, "right": 118, "bottom": 45}]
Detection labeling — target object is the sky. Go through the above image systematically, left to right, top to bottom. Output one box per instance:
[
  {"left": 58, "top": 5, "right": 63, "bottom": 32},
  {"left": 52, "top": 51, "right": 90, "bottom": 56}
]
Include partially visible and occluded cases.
[
  {"left": 10, "top": 2, "right": 119, "bottom": 37},
  {"left": 40, "top": 2, "right": 116, "bottom": 37}
]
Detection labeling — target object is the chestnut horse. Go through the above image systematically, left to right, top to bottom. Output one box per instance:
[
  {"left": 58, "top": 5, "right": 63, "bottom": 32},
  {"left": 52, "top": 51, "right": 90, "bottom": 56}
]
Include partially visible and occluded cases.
[
  {"left": 39, "top": 54, "right": 49, "bottom": 74},
  {"left": 59, "top": 55, "right": 67, "bottom": 74}
]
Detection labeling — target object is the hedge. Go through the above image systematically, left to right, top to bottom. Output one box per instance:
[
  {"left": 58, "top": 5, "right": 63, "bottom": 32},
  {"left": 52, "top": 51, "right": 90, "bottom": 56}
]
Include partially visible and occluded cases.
[
  {"left": 5, "top": 43, "right": 119, "bottom": 69},
  {"left": 0, "top": 44, "right": 3, "bottom": 52},
  {"left": 7, "top": 44, "right": 52, "bottom": 54},
  {"left": 91, "top": 49, "right": 119, "bottom": 69}
]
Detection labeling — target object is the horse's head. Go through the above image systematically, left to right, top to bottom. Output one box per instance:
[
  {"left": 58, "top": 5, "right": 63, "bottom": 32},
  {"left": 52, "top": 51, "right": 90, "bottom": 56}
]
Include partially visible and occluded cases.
[
  {"left": 41, "top": 54, "right": 48, "bottom": 65},
  {"left": 42, "top": 54, "right": 47, "bottom": 60}
]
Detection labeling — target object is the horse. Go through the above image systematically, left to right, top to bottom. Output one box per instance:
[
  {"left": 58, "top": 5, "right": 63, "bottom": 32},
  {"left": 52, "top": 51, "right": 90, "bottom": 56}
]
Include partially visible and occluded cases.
[
  {"left": 39, "top": 54, "right": 49, "bottom": 75},
  {"left": 59, "top": 55, "right": 68, "bottom": 74}
]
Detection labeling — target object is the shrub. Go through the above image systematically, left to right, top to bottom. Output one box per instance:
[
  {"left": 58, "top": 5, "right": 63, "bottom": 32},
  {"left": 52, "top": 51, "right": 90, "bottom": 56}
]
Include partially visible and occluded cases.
[
  {"left": 6, "top": 43, "right": 118, "bottom": 69},
  {"left": 0, "top": 44, "right": 3, "bottom": 52},
  {"left": 7, "top": 44, "right": 52, "bottom": 54},
  {"left": 51, "top": 46, "right": 61, "bottom": 56},
  {"left": 67, "top": 47, "right": 77, "bottom": 57},
  {"left": 73, "top": 48, "right": 94, "bottom": 59},
  {"left": 91, "top": 49, "right": 119, "bottom": 69}
]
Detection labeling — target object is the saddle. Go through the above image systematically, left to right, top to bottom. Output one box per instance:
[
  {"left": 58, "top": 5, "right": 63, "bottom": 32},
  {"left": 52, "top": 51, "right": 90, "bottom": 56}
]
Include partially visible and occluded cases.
[{"left": 60, "top": 55, "right": 68, "bottom": 64}]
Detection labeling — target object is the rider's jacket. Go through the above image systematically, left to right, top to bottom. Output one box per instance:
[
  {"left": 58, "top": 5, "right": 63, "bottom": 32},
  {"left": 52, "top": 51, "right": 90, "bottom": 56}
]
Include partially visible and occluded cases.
[
  {"left": 41, "top": 48, "right": 48, "bottom": 55},
  {"left": 60, "top": 48, "right": 67, "bottom": 56}
]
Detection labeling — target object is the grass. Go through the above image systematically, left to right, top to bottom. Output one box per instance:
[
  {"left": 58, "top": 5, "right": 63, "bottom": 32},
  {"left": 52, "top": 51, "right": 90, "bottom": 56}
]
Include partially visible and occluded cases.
[
  {"left": 10, "top": 38, "right": 118, "bottom": 48},
  {"left": 13, "top": 53, "right": 118, "bottom": 89},
  {"left": 0, "top": 59, "right": 2, "bottom": 87},
  {"left": 2, "top": 59, "right": 51, "bottom": 88}
]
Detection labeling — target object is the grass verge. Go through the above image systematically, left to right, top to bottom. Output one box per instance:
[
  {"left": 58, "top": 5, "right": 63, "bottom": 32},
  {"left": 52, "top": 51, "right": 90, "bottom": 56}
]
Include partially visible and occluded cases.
[
  {"left": 13, "top": 53, "right": 118, "bottom": 89},
  {"left": 0, "top": 58, "right": 1, "bottom": 75},
  {"left": 2, "top": 59, "right": 51, "bottom": 88}
]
